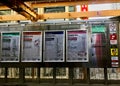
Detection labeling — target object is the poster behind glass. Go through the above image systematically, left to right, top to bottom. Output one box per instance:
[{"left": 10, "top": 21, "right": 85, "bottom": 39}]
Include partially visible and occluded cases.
[
  {"left": 44, "top": 30, "right": 64, "bottom": 62},
  {"left": 66, "top": 30, "right": 88, "bottom": 62},
  {"left": 22, "top": 31, "right": 42, "bottom": 62},
  {"left": 1, "top": 32, "right": 20, "bottom": 62}
]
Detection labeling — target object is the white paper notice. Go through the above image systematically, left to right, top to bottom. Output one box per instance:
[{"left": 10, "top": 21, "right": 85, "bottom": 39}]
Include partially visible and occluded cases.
[
  {"left": 66, "top": 30, "right": 88, "bottom": 62},
  {"left": 44, "top": 31, "right": 64, "bottom": 62},
  {"left": 22, "top": 32, "right": 42, "bottom": 62}
]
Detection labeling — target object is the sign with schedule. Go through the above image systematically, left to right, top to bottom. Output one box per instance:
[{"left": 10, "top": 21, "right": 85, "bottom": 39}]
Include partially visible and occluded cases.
[
  {"left": 44, "top": 30, "right": 65, "bottom": 62},
  {"left": 66, "top": 30, "right": 88, "bottom": 62},
  {"left": 22, "top": 31, "right": 42, "bottom": 62},
  {"left": 1, "top": 32, "right": 20, "bottom": 62}
]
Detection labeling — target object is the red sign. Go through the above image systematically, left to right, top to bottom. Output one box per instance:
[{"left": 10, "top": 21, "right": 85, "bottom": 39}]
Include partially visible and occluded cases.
[
  {"left": 81, "top": 5, "right": 88, "bottom": 20},
  {"left": 81, "top": 5, "right": 88, "bottom": 11},
  {"left": 110, "top": 34, "right": 117, "bottom": 40}
]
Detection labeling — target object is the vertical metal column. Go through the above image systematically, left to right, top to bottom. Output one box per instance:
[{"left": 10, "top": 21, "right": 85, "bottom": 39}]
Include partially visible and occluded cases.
[
  {"left": 5, "top": 67, "right": 8, "bottom": 83},
  {"left": 19, "top": 67, "right": 25, "bottom": 83},
  {"left": 38, "top": 67, "right": 40, "bottom": 83},
  {"left": 53, "top": 67, "right": 56, "bottom": 85},
  {"left": 69, "top": 67, "right": 73, "bottom": 85},
  {"left": 104, "top": 67, "right": 108, "bottom": 85},
  {"left": 87, "top": 68, "right": 90, "bottom": 84}
]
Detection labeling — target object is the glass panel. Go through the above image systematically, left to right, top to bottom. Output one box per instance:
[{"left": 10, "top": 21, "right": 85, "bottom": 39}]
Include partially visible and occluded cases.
[
  {"left": 44, "top": 6, "right": 65, "bottom": 13},
  {"left": 69, "top": 6, "right": 75, "bottom": 12},
  {"left": 0, "top": 10, "right": 11, "bottom": 15},
  {"left": 91, "top": 32, "right": 107, "bottom": 67},
  {"left": 91, "top": 33, "right": 107, "bottom": 45},
  {"left": 0, "top": 68, "right": 5, "bottom": 78},
  {"left": 7, "top": 68, "right": 19, "bottom": 78},
  {"left": 25, "top": 68, "right": 37, "bottom": 79},
  {"left": 40, "top": 68, "right": 53, "bottom": 79},
  {"left": 56, "top": 68, "right": 69, "bottom": 79},
  {"left": 73, "top": 68, "right": 84, "bottom": 79},
  {"left": 90, "top": 68, "right": 104, "bottom": 80},
  {"left": 107, "top": 68, "right": 120, "bottom": 80}
]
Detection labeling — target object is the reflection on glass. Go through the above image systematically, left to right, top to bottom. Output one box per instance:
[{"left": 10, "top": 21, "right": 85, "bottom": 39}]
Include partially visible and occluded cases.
[
  {"left": 91, "top": 33, "right": 107, "bottom": 67},
  {"left": 0, "top": 68, "right": 5, "bottom": 78},
  {"left": 7, "top": 68, "right": 19, "bottom": 78},
  {"left": 25, "top": 68, "right": 37, "bottom": 79},
  {"left": 40, "top": 68, "right": 53, "bottom": 79},
  {"left": 56, "top": 68, "right": 69, "bottom": 79},
  {"left": 73, "top": 68, "right": 84, "bottom": 79},
  {"left": 90, "top": 68, "right": 104, "bottom": 80},
  {"left": 107, "top": 68, "right": 120, "bottom": 80}
]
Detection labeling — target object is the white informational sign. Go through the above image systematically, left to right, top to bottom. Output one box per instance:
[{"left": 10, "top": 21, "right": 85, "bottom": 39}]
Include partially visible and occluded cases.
[
  {"left": 109, "top": 23, "right": 117, "bottom": 33},
  {"left": 66, "top": 30, "right": 88, "bottom": 62},
  {"left": 22, "top": 31, "right": 42, "bottom": 62},
  {"left": 44, "top": 31, "right": 65, "bottom": 62},
  {"left": 1, "top": 32, "right": 20, "bottom": 62},
  {"left": 111, "top": 56, "right": 119, "bottom": 67}
]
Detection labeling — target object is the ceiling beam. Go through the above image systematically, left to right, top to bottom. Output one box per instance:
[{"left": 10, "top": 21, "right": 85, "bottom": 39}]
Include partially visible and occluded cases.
[
  {"left": 0, "top": 0, "right": 38, "bottom": 21},
  {"left": 31, "top": 0, "right": 120, "bottom": 8},
  {"left": 0, "top": 5, "right": 9, "bottom": 10},
  {"left": 0, "top": 10, "right": 120, "bottom": 21},
  {"left": 40, "top": 10, "right": 120, "bottom": 19},
  {"left": 0, "top": 15, "right": 26, "bottom": 21}
]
